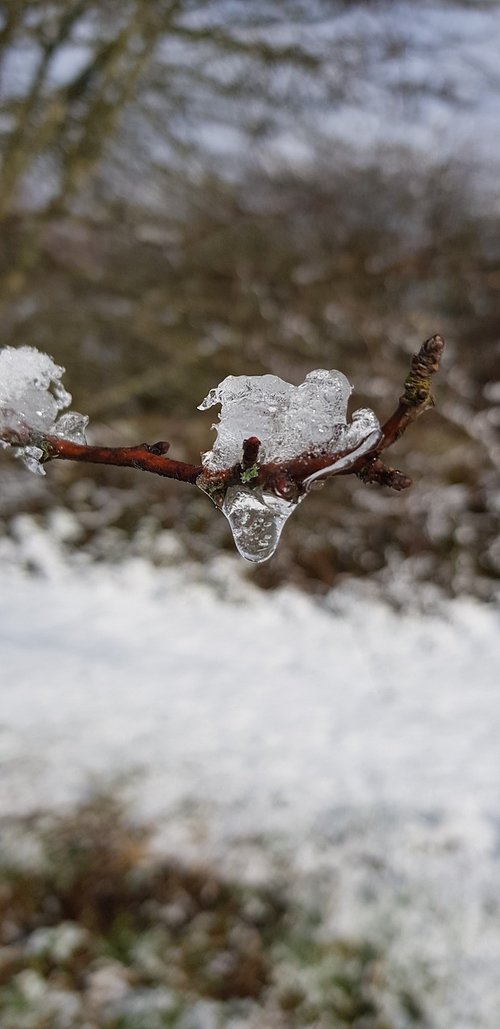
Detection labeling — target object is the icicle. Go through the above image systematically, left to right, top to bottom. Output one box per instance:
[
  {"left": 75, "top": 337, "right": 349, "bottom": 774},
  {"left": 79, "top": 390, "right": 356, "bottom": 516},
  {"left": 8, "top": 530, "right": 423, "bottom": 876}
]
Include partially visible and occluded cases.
[{"left": 222, "top": 485, "right": 301, "bottom": 563}]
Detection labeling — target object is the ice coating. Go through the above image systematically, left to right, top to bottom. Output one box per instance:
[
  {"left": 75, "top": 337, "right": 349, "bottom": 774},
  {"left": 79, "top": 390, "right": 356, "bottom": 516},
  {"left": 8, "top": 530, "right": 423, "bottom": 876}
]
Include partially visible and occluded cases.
[
  {"left": 0, "top": 346, "right": 88, "bottom": 474},
  {"left": 198, "top": 369, "right": 380, "bottom": 470},
  {"left": 199, "top": 370, "right": 382, "bottom": 563},
  {"left": 303, "top": 413, "right": 382, "bottom": 490},
  {"left": 222, "top": 485, "right": 301, "bottom": 563}
]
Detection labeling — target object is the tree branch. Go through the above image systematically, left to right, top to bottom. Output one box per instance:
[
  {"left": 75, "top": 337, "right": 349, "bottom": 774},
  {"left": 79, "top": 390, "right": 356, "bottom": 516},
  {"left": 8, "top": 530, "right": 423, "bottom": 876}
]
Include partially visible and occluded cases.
[
  {"left": 351, "top": 333, "right": 445, "bottom": 489},
  {"left": 377, "top": 333, "right": 444, "bottom": 452},
  {"left": 196, "top": 335, "right": 445, "bottom": 500},
  {"left": 4, "top": 336, "right": 444, "bottom": 500},
  {"left": 43, "top": 437, "right": 202, "bottom": 483}
]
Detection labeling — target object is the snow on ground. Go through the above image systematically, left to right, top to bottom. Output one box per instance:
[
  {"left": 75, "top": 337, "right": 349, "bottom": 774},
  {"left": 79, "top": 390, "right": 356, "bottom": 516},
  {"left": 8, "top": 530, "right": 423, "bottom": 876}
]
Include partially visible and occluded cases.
[
  {"left": 1, "top": 520, "right": 500, "bottom": 1026},
  {"left": 1, "top": 521, "right": 499, "bottom": 831}
]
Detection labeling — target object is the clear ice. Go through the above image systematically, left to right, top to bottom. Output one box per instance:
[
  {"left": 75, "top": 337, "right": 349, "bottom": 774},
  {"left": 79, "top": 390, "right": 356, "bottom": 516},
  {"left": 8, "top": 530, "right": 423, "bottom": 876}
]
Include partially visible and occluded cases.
[
  {"left": 0, "top": 346, "right": 88, "bottom": 474},
  {"left": 198, "top": 370, "right": 381, "bottom": 563},
  {"left": 222, "top": 485, "right": 301, "bottom": 563}
]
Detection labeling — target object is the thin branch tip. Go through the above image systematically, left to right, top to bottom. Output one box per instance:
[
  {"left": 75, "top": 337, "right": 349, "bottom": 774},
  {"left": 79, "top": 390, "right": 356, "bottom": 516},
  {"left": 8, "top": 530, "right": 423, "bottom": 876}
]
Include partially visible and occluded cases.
[{"left": 402, "top": 333, "right": 445, "bottom": 405}]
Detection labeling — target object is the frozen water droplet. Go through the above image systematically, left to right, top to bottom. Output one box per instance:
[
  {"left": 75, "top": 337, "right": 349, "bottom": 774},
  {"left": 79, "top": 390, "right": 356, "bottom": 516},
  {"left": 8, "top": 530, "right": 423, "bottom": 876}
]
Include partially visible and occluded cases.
[
  {"left": 346, "top": 407, "right": 381, "bottom": 446},
  {"left": 53, "top": 412, "right": 89, "bottom": 445},
  {"left": 17, "top": 445, "right": 46, "bottom": 475},
  {"left": 222, "top": 485, "right": 299, "bottom": 563}
]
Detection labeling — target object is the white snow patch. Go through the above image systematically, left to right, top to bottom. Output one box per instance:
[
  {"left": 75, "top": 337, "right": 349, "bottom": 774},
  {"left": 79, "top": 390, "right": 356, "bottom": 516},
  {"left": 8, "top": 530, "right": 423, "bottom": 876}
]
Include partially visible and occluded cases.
[
  {"left": 0, "top": 526, "right": 500, "bottom": 1026},
  {"left": 0, "top": 537, "right": 498, "bottom": 831}
]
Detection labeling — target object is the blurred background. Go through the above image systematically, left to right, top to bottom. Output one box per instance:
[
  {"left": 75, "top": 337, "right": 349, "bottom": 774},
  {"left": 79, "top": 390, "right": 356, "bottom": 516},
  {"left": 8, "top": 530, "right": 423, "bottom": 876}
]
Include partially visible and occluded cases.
[
  {"left": 0, "top": 0, "right": 499, "bottom": 598},
  {"left": 1, "top": 3, "right": 500, "bottom": 1028}
]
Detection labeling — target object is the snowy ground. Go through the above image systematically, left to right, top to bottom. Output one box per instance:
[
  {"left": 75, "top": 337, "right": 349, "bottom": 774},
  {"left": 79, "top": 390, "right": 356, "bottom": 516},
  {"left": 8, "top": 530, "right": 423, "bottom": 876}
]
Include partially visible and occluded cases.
[{"left": 1, "top": 519, "right": 500, "bottom": 1026}]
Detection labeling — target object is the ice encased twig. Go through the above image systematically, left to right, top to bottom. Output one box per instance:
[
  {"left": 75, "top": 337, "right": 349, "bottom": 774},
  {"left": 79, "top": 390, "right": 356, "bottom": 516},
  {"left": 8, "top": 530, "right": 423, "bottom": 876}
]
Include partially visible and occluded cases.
[
  {"left": 0, "top": 346, "right": 88, "bottom": 474},
  {"left": 198, "top": 370, "right": 381, "bottom": 562}
]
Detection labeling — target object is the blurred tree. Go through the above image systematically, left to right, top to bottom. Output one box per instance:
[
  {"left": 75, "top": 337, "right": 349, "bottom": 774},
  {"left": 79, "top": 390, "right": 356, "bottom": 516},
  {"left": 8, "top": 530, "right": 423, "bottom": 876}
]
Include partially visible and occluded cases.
[{"left": 0, "top": 0, "right": 499, "bottom": 595}]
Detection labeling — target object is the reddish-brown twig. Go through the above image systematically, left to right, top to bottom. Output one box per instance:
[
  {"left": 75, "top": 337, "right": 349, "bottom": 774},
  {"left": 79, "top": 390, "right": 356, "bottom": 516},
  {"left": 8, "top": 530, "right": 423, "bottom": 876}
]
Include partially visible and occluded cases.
[
  {"left": 351, "top": 333, "right": 445, "bottom": 490},
  {"left": 197, "top": 334, "right": 444, "bottom": 500},
  {"left": 6, "top": 335, "right": 443, "bottom": 499},
  {"left": 43, "top": 438, "right": 202, "bottom": 483}
]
